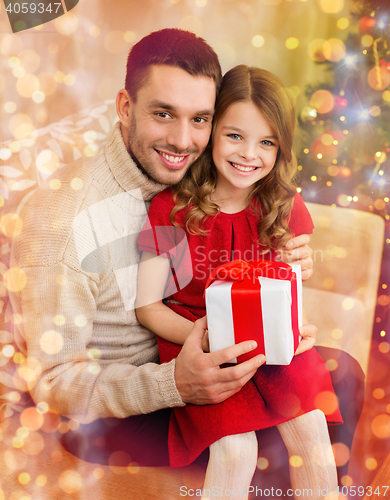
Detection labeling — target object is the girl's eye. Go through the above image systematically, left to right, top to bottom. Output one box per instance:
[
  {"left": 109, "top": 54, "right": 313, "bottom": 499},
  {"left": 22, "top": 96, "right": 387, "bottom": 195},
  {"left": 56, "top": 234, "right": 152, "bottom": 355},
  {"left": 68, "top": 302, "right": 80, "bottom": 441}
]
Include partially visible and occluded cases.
[
  {"left": 228, "top": 134, "right": 241, "bottom": 140},
  {"left": 261, "top": 140, "right": 274, "bottom": 146}
]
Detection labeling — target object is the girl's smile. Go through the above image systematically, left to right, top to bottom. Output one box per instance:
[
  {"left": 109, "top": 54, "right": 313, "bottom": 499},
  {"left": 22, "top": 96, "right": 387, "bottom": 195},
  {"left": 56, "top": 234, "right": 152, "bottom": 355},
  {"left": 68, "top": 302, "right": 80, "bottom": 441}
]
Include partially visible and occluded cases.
[{"left": 211, "top": 100, "right": 279, "bottom": 207}]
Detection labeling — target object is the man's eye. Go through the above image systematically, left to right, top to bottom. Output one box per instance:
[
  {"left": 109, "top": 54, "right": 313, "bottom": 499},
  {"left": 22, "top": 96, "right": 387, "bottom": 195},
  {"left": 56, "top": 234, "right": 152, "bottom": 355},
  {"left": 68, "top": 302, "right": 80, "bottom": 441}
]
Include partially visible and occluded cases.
[
  {"left": 156, "top": 112, "right": 171, "bottom": 119},
  {"left": 192, "top": 117, "right": 207, "bottom": 124},
  {"left": 228, "top": 134, "right": 241, "bottom": 140}
]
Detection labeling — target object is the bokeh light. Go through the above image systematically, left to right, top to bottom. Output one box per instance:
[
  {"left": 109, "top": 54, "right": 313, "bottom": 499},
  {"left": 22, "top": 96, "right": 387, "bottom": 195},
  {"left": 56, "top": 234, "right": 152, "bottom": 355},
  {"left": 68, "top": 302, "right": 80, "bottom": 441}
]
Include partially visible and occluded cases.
[
  {"left": 320, "top": 0, "right": 344, "bottom": 14},
  {"left": 55, "top": 13, "right": 78, "bottom": 35},
  {"left": 337, "top": 17, "right": 349, "bottom": 29},
  {"left": 89, "top": 26, "right": 101, "bottom": 37},
  {"left": 124, "top": 31, "right": 136, "bottom": 43},
  {"left": 361, "top": 34, "right": 374, "bottom": 48},
  {"left": 252, "top": 35, "right": 265, "bottom": 48},
  {"left": 286, "top": 38, "right": 299, "bottom": 50},
  {"left": 308, "top": 39, "right": 326, "bottom": 62},
  {"left": 323, "top": 39, "right": 346, "bottom": 62},
  {"left": 368, "top": 67, "right": 390, "bottom": 91},
  {"left": 38, "top": 72, "right": 57, "bottom": 96},
  {"left": 16, "top": 74, "right": 40, "bottom": 98},
  {"left": 310, "top": 90, "right": 334, "bottom": 114},
  {"left": 4, "top": 101, "right": 17, "bottom": 113},
  {"left": 9, "top": 113, "right": 34, "bottom": 138},
  {"left": 36, "top": 150, "right": 60, "bottom": 176},
  {"left": 71, "top": 177, "right": 84, "bottom": 190},
  {"left": 49, "top": 179, "right": 62, "bottom": 190},
  {"left": 0, "top": 213, "right": 23, "bottom": 238},
  {"left": 4, "top": 267, "right": 27, "bottom": 292},
  {"left": 75, "top": 315, "right": 87, "bottom": 328},
  {"left": 40, "top": 330, "right": 63, "bottom": 355},
  {"left": 373, "top": 388, "right": 385, "bottom": 399},
  {"left": 314, "top": 391, "right": 338, "bottom": 415},
  {"left": 20, "top": 407, "right": 44, "bottom": 431},
  {"left": 371, "top": 415, "right": 390, "bottom": 438},
  {"left": 23, "top": 431, "right": 45, "bottom": 455},
  {"left": 332, "top": 443, "right": 350, "bottom": 466},
  {"left": 289, "top": 455, "right": 303, "bottom": 467},
  {"left": 257, "top": 457, "right": 269, "bottom": 470},
  {"left": 365, "top": 457, "right": 378, "bottom": 470},
  {"left": 59, "top": 470, "right": 82, "bottom": 494},
  {"left": 36, "top": 475, "right": 47, "bottom": 487}
]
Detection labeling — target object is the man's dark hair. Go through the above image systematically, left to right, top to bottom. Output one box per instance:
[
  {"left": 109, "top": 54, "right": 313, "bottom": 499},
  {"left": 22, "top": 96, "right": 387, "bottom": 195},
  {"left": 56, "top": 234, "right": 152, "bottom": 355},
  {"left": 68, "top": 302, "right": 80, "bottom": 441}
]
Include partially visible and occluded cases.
[{"left": 125, "top": 28, "right": 222, "bottom": 101}]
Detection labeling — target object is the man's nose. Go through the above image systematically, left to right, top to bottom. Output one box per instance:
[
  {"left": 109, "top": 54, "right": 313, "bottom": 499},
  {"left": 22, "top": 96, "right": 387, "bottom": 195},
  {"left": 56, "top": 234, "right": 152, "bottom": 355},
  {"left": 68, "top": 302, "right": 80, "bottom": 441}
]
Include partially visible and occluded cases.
[{"left": 167, "top": 121, "right": 192, "bottom": 152}]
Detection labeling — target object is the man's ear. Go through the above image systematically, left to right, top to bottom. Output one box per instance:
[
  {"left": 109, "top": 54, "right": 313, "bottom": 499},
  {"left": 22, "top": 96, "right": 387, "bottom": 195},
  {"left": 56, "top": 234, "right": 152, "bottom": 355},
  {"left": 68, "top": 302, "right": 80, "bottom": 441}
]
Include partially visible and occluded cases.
[{"left": 116, "top": 88, "right": 132, "bottom": 129}]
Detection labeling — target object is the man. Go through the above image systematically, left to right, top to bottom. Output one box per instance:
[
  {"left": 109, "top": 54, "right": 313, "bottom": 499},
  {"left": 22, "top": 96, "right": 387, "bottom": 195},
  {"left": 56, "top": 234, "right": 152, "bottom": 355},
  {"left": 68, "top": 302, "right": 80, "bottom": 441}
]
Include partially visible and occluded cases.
[{"left": 10, "top": 29, "right": 362, "bottom": 471}]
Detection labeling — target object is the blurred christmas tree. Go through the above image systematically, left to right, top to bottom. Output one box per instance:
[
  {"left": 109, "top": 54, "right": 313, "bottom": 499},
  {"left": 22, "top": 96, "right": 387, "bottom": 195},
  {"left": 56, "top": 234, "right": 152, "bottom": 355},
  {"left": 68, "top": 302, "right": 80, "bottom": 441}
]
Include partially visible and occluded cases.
[
  {"left": 297, "top": 0, "right": 390, "bottom": 223},
  {"left": 297, "top": 0, "right": 390, "bottom": 346}
]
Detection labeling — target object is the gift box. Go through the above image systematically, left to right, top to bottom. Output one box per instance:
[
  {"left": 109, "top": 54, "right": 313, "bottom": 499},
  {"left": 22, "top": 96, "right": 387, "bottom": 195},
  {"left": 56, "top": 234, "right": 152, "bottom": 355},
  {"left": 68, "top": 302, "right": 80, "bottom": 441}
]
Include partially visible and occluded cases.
[{"left": 205, "top": 260, "right": 302, "bottom": 365}]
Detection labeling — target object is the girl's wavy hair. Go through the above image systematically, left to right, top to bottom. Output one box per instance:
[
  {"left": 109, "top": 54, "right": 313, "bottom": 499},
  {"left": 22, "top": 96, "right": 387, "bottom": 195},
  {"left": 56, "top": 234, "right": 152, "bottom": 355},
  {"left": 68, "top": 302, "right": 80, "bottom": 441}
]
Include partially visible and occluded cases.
[{"left": 171, "top": 65, "right": 298, "bottom": 250}]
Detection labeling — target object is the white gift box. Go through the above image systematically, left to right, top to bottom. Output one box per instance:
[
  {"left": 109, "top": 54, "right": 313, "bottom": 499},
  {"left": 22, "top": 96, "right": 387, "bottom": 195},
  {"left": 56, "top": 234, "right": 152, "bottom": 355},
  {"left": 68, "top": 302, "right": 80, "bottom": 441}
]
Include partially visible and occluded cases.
[{"left": 205, "top": 264, "right": 302, "bottom": 365}]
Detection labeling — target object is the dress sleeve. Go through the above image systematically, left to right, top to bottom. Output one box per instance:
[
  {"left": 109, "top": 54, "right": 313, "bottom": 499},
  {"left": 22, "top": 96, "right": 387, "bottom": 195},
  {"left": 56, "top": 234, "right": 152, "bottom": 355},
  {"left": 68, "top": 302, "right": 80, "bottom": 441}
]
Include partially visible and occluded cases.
[
  {"left": 137, "top": 191, "right": 184, "bottom": 261},
  {"left": 288, "top": 193, "right": 314, "bottom": 236}
]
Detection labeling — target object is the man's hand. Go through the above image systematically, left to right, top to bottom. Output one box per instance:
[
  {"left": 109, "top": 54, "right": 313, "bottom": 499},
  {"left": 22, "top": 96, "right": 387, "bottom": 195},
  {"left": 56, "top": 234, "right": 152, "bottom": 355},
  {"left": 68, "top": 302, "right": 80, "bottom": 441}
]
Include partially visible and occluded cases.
[
  {"left": 279, "top": 234, "right": 313, "bottom": 281},
  {"left": 175, "top": 316, "right": 266, "bottom": 405}
]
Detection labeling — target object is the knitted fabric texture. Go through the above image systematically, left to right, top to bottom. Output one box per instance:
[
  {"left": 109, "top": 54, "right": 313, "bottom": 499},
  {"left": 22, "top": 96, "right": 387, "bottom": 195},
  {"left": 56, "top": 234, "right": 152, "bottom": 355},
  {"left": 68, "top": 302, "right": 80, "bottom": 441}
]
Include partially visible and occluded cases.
[{"left": 9, "top": 122, "right": 185, "bottom": 423}]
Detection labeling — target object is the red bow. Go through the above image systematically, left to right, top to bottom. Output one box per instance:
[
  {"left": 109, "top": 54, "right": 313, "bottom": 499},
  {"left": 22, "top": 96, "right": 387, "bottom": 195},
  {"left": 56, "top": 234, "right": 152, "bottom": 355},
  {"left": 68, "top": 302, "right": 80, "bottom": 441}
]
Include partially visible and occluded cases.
[{"left": 204, "top": 259, "right": 293, "bottom": 294}]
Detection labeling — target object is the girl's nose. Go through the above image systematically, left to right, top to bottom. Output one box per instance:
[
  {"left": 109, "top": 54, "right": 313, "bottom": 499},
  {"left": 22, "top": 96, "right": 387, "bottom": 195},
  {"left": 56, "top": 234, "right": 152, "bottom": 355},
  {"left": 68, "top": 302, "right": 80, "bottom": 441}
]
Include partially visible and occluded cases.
[{"left": 239, "top": 147, "right": 257, "bottom": 161}]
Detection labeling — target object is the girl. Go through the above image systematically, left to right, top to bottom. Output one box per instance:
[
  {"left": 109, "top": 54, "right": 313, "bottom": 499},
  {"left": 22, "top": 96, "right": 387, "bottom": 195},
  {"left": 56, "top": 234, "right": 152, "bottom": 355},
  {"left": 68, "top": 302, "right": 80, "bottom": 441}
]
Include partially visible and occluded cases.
[{"left": 136, "top": 65, "right": 342, "bottom": 499}]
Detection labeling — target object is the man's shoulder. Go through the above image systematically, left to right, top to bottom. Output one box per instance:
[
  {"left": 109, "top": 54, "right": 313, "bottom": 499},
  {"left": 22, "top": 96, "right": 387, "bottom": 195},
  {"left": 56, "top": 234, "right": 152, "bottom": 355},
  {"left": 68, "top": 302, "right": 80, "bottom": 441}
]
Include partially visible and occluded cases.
[{"left": 11, "top": 151, "right": 117, "bottom": 267}]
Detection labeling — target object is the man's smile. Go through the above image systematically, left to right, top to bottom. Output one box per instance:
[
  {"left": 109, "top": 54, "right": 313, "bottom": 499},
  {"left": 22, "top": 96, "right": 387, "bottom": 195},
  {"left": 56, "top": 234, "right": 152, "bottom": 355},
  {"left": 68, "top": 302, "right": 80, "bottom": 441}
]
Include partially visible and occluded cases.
[{"left": 155, "top": 149, "right": 191, "bottom": 169}]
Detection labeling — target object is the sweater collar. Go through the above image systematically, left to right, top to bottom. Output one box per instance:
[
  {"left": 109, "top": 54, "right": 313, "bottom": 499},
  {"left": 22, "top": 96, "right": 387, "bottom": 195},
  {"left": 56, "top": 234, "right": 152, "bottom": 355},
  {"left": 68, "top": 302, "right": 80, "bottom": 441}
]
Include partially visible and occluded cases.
[{"left": 104, "top": 121, "right": 167, "bottom": 201}]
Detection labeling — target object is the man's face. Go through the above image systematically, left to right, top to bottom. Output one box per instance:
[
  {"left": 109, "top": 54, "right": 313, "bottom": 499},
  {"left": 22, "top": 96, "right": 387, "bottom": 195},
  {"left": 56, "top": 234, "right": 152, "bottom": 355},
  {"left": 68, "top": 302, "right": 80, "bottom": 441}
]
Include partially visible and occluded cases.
[{"left": 126, "top": 65, "right": 216, "bottom": 185}]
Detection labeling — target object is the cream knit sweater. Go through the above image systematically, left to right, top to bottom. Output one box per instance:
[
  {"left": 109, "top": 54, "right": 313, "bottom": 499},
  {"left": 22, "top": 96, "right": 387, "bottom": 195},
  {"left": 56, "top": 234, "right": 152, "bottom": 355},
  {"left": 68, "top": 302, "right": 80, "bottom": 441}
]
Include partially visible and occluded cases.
[{"left": 10, "top": 122, "right": 185, "bottom": 423}]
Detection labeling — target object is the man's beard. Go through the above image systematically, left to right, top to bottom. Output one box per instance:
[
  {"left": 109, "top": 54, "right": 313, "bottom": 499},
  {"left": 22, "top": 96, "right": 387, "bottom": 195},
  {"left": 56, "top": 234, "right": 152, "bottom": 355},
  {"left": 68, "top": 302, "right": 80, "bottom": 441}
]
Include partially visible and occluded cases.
[{"left": 128, "top": 146, "right": 156, "bottom": 183}]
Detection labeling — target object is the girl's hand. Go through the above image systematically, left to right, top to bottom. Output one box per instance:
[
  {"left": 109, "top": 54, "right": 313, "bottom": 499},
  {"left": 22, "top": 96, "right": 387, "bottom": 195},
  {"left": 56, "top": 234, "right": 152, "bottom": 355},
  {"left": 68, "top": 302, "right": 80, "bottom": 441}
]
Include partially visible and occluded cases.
[
  {"left": 279, "top": 234, "right": 313, "bottom": 281},
  {"left": 295, "top": 323, "right": 317, "bottom": 355}
]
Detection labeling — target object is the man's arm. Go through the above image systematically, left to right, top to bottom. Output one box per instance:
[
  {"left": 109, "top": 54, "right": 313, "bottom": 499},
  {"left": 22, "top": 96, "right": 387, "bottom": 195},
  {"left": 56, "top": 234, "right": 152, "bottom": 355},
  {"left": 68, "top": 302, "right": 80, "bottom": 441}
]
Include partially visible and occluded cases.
[{"left": 279, "top": 233, "right": 314, "bottom": 281}]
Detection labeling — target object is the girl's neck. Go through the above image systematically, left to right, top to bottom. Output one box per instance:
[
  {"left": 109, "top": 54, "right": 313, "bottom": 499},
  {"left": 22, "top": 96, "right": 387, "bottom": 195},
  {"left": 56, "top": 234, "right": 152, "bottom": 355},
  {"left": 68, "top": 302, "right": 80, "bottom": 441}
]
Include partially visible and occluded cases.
[{"left": 210, "top": 183, "right": 252, "bottom": 214}]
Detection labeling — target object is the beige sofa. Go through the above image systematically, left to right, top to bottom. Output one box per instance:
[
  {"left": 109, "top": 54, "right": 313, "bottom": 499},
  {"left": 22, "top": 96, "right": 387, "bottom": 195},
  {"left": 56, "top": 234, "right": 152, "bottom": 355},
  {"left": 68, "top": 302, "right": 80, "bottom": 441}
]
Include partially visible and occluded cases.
[{"left": 0, "top": 102, "right": 384, "bottom": 498}]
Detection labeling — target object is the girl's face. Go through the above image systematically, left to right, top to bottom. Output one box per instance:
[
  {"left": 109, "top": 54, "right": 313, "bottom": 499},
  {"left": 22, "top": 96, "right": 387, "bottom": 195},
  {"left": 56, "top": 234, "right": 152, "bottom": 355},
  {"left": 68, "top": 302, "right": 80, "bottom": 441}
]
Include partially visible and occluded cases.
[{"left": 212, "top": 100, "right": 279, "bottom": 199}]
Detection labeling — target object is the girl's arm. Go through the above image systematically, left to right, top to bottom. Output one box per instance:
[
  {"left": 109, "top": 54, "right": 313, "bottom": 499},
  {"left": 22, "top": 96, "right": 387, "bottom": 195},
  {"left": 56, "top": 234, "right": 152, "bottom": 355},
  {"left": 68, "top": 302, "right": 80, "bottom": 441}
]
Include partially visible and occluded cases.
[{"left": 136, "top": 251, "right": 194, "bottom": 345}]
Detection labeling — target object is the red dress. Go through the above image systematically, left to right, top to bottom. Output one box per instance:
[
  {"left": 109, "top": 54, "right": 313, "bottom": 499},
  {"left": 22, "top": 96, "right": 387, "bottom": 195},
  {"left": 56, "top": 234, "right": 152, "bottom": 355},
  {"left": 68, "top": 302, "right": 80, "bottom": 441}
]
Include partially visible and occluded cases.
[{"left": 137, "top": 188, "right": 342, "bottom": 467}]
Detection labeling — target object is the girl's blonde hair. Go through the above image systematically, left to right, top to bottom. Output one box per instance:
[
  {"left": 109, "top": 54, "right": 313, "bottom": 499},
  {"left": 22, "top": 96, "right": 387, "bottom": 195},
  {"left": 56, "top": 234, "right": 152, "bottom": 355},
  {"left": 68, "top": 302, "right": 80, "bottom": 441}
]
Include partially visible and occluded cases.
[{"left": 170, "top": 64, "right": 298, "bottom": 251}]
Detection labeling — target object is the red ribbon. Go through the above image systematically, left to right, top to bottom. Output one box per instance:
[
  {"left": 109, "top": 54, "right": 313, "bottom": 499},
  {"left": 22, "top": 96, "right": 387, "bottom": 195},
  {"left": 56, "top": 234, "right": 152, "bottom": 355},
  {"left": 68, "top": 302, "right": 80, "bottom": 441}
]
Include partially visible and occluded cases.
[{"left": 205, "top": 259, "right": 300, "bottom": 363}]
